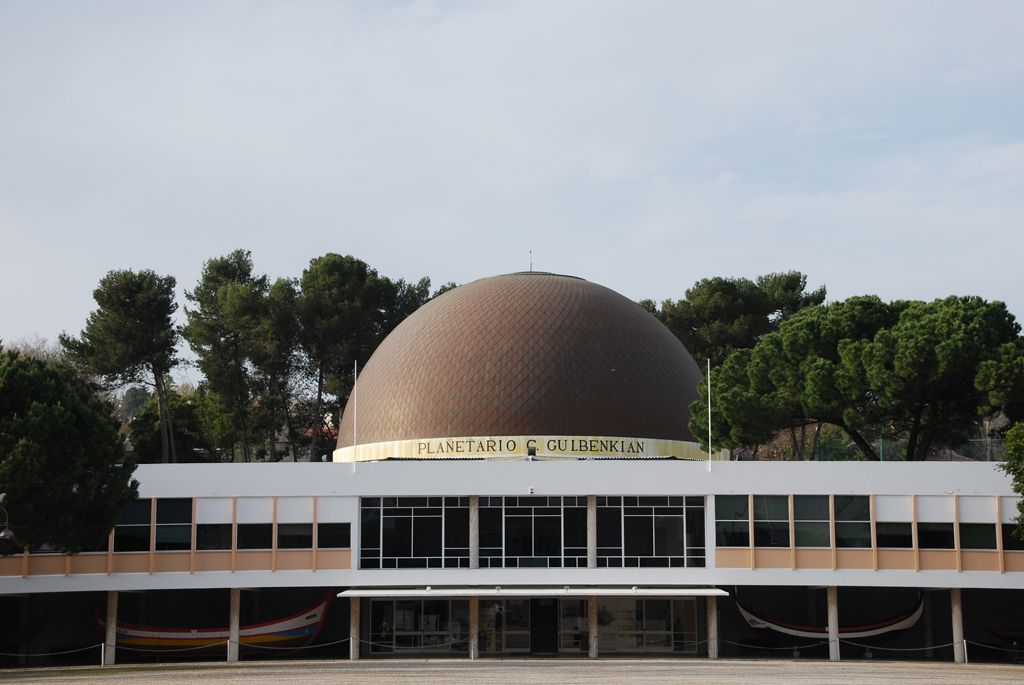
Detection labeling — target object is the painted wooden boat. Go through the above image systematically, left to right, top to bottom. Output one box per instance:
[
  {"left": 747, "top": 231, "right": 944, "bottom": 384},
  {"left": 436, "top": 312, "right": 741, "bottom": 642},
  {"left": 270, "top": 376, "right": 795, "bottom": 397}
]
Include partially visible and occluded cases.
[
  {"left": 97, "top": 596, "right": 329, "bottom": 651},
  {"left": 737, "top": 596, "right": 924, "bottom": 639}
]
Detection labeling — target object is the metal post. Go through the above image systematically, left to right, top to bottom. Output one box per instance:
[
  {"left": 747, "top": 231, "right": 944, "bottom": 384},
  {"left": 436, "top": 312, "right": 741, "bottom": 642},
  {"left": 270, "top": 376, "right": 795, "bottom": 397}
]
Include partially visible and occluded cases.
[
  {"left": 586, "top": 495, "right": 597, "bottom": 568},
  {"left": 469, "top": 496, "right": 480, "bottom": 569},
  {"left": 827, "top": 586, "right": 839, "bottom": 661},
  {"left": 227, "top": 588, "right": 240, "bottom": 663},
  {"left": 951, "top": 588, "right": 965, "bottom": 663},
  {"left": 103, "top": 591, "right": 118, "bottom": 665},
  {"left": 707, "top": 595, "right": 719, "bottom": 659},
  {"left": 349, "top": 596, "right": 361, "bottom": 660},
  {"left": 469, "top": 596, "right": 480, "bottom": 660},
  {"left": 588, "top": 596, "right": 598, "bottom": 659}
]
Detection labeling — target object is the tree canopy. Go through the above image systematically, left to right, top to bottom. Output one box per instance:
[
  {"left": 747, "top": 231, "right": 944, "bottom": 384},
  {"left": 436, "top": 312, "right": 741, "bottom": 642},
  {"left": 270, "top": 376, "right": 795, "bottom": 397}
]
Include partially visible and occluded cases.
[
  {"left": 692, "top": 295, "right": 1024, "bottom": 460},
  {"left": 0, "top": 347, "right": 137, "bottom": 553},
  {"left": 1002, "top": 423, "right": 1024, "bottom": 539}
]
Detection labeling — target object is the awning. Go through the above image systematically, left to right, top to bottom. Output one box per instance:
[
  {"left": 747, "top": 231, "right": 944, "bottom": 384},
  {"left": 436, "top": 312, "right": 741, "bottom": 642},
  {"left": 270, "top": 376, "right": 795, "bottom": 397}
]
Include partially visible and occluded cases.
[{"left": 338, "top": 586, "right": 728, "bottom": 598}]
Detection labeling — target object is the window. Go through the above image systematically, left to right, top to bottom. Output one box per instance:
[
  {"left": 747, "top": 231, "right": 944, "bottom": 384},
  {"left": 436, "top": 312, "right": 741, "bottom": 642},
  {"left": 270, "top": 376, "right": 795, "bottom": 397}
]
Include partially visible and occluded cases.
[
  {"left": 715, "top": 495, "right": 749, "bottom": 547},
  {"left": 753, "top": 495, "right": 789, "bottom": 547},
  {"left": 794, "top": 495, "right": 830, "bottom": 547},
  {"left": 503, "top": 496, "right": 563, "bottom": 568},
  {"left": 600, "top": 496, "right": 704, "bottom": 567},
  {"left": 834, "top": 496, "right": 871, "bottom": 548},
  {"left": 361, "top": 497, "right": 470, "bottom": 569},
  {"left": 597, "top": 497, "right": 623, "bottom": 567},
  {"left": 155, "top": 498, "right": 192, "bottom": 551},
  {"left": 114, "top": 499, "right": 151, "bottom": 552},
  {"left": 318, "top": 522, "right": 351, "bottom": 549},
  {"left": 875, "top": 522, "right": 912, "bottom": 548},
  {"left": 917, "top": 522, "right": 954, "bottom": 549},
  {"left": 196, "top": 523, "right": 232, "bottom": 550},
  {"left": 237, "top": 523, "right": 273, "bottom": 550},
  {"left": 277, "top": 523, "right": 313, "bottom": 549},
  {"left": 958, "top": 523, "right": 996, "bottom": 550},
  {"left": 1002, "top": 524, "right": 1024, "bottom": 551}
]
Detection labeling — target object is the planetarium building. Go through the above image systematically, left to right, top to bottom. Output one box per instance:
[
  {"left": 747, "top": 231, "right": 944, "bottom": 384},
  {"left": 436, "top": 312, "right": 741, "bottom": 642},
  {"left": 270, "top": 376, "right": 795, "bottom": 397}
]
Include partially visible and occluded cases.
[{"left": 1, "top": 272, "right": 1023, "bottom": 666}]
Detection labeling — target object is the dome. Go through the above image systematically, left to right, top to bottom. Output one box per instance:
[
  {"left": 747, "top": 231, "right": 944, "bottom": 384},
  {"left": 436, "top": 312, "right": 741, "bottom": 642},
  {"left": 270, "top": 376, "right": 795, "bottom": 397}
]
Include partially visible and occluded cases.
[{"left": 336, "top": 272, "right": 703, "bottom": 451}]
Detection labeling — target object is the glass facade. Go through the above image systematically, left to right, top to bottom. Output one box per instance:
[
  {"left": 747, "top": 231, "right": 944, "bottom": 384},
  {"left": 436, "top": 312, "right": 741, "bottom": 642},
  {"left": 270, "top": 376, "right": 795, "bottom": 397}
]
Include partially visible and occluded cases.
[
  {"left": 596, "top": 496, "right": 705, "bottom": 568},
  {"left": 360, "top": 497, "right": 470, "bottom": 569}
]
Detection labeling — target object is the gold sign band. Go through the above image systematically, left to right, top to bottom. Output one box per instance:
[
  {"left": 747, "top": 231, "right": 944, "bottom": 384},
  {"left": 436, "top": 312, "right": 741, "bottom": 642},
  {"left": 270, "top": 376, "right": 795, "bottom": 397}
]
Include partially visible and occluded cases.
[{"left": 333, "top": 435, "right": 730, "bottom": 463}]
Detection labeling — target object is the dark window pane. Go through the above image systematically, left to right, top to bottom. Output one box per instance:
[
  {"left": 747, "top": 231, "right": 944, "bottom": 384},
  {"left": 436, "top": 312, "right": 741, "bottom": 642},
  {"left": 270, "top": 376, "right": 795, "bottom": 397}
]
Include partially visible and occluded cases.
[
  {"left": 716, "top": 495, "right": 748, "bottom": 521},
  {"left": 753, "top": 495, "right": 788, "bottom": 521},
  {"left": 794, "top": 495, "right": 829, "bottom": 521},
  {"left": 834, "top": 496, "right": 869, "bottom": 521},
  {"left": 156, "top": 498, "right": 192, "bottom": 524},
  {"left": 117, "top": 499, "right": 151, "bottom": 525},
  {"left": 445, "top": 507, "right": 469, "bottom": 548},
  {"left": 597, "top": 507, "right": 622, "bottom": 549},
  {"left": 685, "top": 507, "right": 705, "bottom": 549},
  {"left": 361, "top": 508, "right": 380, "bottom": 550},
  {"left": 480, "top": 508, "right": 503, "bottom": 548},
  {"left": 563, "top": 508, "right": 587, "bottom": 548},
  {"left": 383, "top": 516, "right": 413, "bottom": 558},
  {"left": 414, "top": 516, "right": 442, "bottom": 558},
  {"left": 505, "top": 516, "right": 532, "bottom": 557},
  {"left": 534, "top": 516, "right": 561, "bottom": 557},
  {"left": 624, "top": 516, "right": 653, "bottom": 556},
  {"left": 654, "top": 516, "right": 685, "bottom": 556},
  {"left": 715, "top": 521, "right": 749, "bottom": 547},
  {"left": 754, "top": 521, "right": 790, "bottom": 547},
  {"left": 794, "top": 521, "right": 830, "bottom": 547},
  {"left": 835, "top": 522, "right": 871, "bottom": 548},
  {"left": 876, "top": 522, "right": 912, "bottom": 548},
  {"left": 918, "top": 522, "right": 955, "bottom": 549},
  {"left": 196, "top": 523, "right": 232, "bottom": 550},
  {"left": 237, "top": 523, "right": 272, "bottom": 550},
  {"left": 278, "top": 523, "right": 313, "bottom": 549},
  {"left": 318, "top": 523, "right": 351, "bottom": 548},
  {"left": 959, "top": 523, "right": 996, "bottom": 550},
  {"left": 155, "top": 524, "right": 191, "bottom": 551},
  {"left": 1003, "top": 524, "right": 1024, "bottom": 551},
  {"left": 114, "top": 525, "right": 150, "bottom": 552}
]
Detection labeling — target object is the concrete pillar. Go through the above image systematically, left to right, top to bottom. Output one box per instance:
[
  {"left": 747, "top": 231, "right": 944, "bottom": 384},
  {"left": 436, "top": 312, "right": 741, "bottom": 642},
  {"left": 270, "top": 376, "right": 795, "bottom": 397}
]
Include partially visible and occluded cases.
[
  {"left": 469, "top": 496, "right": 480, "bottom": 569},
  {"left": 586, "top": 496, "right": 597, "bottom": 568},
  {"left": 827, "top": 586, "right": 839, "bottom": 661},
  {"left": 227, "top": 588, "right": 240, "bottom": 663},
  {"left": 951, "top": 588, "right": 965, "bottom": 663},
  {"left": 103, "top": 591, "right": 118, "bottom": 666},
  {"left": 706, "top": 595, "right": 719, "bottom": 659},
  {"left": 349, "top": 596, "right": 361, "bottom": 660},
  {"left": 469, "top": 596, "right": 480, "bottom": 660},
  {"left": 588, "top": 596, "right": 598, "bottom": 658}
]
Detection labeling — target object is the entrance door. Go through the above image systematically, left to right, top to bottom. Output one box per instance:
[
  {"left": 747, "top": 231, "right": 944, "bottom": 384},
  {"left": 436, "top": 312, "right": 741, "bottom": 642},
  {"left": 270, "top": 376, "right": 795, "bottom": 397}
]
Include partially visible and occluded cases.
[{"left": 530, "top": 598, "right": 558, "bottom": 654}]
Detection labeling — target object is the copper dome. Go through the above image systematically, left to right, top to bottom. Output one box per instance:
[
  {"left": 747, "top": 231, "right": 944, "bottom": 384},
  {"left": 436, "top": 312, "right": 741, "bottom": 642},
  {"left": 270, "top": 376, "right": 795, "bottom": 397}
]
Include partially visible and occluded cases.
[{"left": 336, "top": 272, "right": 703, "bottom": 448}]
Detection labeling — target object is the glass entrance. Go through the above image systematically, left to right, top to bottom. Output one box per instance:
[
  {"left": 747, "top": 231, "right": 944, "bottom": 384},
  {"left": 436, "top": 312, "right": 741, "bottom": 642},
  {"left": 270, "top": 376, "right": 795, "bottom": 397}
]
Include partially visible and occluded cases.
[{"left": 367, "top": 599, "right": 469, "bottom": 654}]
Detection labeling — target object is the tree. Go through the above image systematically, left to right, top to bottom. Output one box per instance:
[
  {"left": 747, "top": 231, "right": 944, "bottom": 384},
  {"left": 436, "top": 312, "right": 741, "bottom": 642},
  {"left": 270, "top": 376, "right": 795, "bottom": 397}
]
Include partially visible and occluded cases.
[
  {"left": 182, "top": 250, "right": 268, "bottom": 462},
  {"left": 60, "top": 269, "right": 180, "bottom": 463},
  {"left": 657, "top": 271, "right": 825, "bottom": 367},
  {"left": 250, "top": 278, "right": 300, "bottom": 461},
  {"left": 695, "top": 295, "right": 1023, "bottom": 461},
  {"left": 0, "top": 347, "right": 137, "bottom": 553},
  {"left": 130, "top": 387, "right": 214, "bottom": 464},
  {"left": 1002, "top": 423, "right": 1024, "bottom": 539}
]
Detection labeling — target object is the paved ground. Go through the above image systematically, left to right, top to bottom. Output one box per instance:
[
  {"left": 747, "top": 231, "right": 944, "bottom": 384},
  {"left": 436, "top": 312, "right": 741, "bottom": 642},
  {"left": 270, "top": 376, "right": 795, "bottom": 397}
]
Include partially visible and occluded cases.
[{"left": 1, "top": 659, "right": 1022, "bottom": 685}]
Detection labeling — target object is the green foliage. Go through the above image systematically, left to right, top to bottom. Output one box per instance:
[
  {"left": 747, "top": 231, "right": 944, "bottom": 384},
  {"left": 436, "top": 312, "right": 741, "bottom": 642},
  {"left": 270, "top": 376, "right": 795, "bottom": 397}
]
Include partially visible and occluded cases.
[
  {"left": 658, "top": 271, "right": 825, "bottom": 367},
  {"left": 696, "top": 295, "right": 1024, "bottom": 461},
  {"left": 0, "top": 348, "right": 137, "bottom": 553},
  {"left": 130, "top": 388, "right": 215, "bottom": 464},
  {"left": 1002, "top": 424, "right": 1024, "bottom": 539}
]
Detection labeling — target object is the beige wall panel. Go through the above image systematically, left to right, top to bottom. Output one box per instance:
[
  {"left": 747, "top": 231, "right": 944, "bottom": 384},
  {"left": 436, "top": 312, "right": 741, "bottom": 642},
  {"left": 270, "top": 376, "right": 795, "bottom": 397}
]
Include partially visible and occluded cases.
[
  {"left": 715, "top": 548, "right": 751, "bottom": 568},
  {"left": 753, "top": 548, "right": 790, "bottom": 568},
  {"left": 794, "top": 549, "right": 832, "bottom": 568},
  {"left": 836, "top": 549, "right": 873, "bottom": 569},
  {"left": 876, "top": 549, "right": 915, "bottom": 569},
  {"left": 314, "top": 550, "right": 351, "bottom": 570},
  {"left": 919, "top": 550, "right": 957, "bottom": 570},
  {"left": 235, "top": 551, "right": 273, "bottom": 571},
  {"left": 275, "top": 551, "right": 314, "bottom": 570},
  {"left": 961, "top": 551, "right": 1000, "bottom": 572},
  {"left": 193, "top": 552, "right": 233, "bottom": 572},
  {"left": 1004, "top": 552, "right": 1024, "bottom": 572},
  {"left": 152, "top": 553, "right": 191, "bottom": 573},
  {"left": 69, "top": 554, "right": 108, "bottom": 575},
  {"left": 111, "top": 554, "right": 149, "bottom": 574},
  {"left": 27, "top": 556, "right": 66, "bottom": 576}
]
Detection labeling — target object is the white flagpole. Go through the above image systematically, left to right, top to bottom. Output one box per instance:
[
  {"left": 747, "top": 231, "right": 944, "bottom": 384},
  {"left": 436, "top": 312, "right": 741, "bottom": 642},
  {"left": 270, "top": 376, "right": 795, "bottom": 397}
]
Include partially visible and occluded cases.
[{"left": 707, "top": 358, "right": 712, "bottom": 472}]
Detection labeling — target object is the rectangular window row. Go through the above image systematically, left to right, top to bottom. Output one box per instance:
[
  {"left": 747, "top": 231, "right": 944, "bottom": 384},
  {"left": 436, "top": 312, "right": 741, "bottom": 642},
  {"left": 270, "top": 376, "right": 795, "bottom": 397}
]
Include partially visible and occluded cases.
[{"left": 360, "top": 497, "right": 469, "bottom": 569}]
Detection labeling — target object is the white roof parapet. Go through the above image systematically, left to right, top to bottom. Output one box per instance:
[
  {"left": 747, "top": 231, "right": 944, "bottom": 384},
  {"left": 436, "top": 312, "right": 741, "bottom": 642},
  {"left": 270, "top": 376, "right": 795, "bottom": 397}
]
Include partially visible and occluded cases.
[{"left": 338, "top": 586, "right": 729, "bottom": 598}]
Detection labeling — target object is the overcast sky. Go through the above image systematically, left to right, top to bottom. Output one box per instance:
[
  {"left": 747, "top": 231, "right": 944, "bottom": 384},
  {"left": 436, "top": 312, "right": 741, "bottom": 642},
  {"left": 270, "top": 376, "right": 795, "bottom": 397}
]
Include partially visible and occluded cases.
[{"left": 2, "top": 1, "right": 1023, "bottom": 360}]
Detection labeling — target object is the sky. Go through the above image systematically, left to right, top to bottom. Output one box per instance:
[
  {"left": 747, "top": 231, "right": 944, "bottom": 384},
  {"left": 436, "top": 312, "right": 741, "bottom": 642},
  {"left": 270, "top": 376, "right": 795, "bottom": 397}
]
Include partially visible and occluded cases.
[{"left": 2, "top": 1, "right": 1023, "bottom": 363}]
